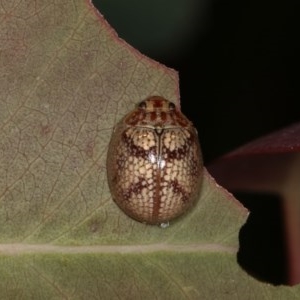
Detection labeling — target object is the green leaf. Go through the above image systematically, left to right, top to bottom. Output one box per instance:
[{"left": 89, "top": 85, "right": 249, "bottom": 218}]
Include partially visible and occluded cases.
[{"left": 0, "top": 0, "right": 299, "bottom": 298}]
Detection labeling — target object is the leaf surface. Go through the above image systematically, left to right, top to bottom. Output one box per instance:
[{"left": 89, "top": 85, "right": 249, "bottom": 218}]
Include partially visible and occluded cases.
[{"left": 0, "top": 0, "right": 299, "bottom": 298}]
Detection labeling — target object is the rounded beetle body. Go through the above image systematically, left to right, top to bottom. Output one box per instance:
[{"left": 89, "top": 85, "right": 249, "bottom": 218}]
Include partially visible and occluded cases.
[{"left": 106, "top": 96, "right": 203, "bottom": 225}]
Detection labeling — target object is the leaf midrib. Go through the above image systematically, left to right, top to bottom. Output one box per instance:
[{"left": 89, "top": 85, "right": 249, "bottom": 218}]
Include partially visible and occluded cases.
[{"left": 0, "top": 243, "right": 236, "bottom": 255}]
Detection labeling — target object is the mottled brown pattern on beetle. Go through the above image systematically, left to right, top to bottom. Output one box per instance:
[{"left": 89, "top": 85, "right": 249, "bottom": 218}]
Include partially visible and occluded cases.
[
  {"left": 106, "top": 96, "right": 203, "bottom": 225},
  {"left": 119, "top": 131, "right": 156, "bottom": 159},
  {"left": 121, "top": 177, "right": 145, "bottom": 201},
  {"left": 170, "top": 180, "right": 190, "bottom": 203}
]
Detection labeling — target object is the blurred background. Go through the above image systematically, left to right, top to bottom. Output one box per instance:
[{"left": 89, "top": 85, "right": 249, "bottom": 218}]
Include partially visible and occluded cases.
[{"left": 93, "top": 0, "right": 298, "bottom": 285}]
